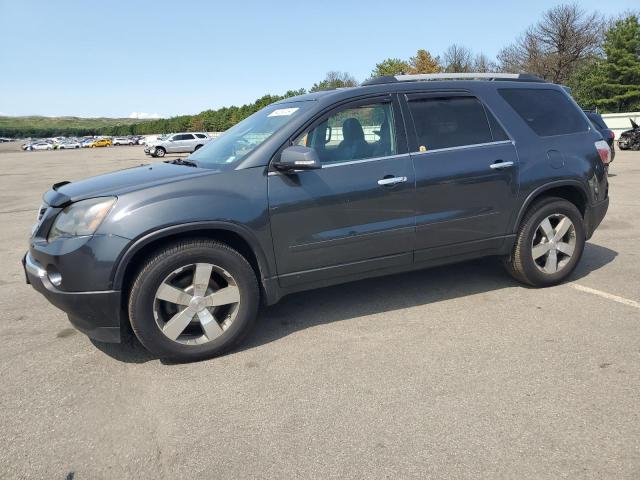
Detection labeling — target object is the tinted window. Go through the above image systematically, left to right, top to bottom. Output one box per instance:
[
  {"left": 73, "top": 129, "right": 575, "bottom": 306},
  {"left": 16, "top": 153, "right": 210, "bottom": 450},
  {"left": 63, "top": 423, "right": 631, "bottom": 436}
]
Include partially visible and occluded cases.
[
  {"left": 499, "top": 88, "right": 588, "bottom": 137},
  {"left": 407, "top": 96, "right": 493, "bottom": 150},
  {"left": 295, "top": 102, "right": 396, "bottom": 164},
  {"left": 486, "top": 108, "right": 510, "bottom": 141},
  {"left": 195, "top": 133, "right": 207, "bottom": 138},
  {"left": 173, "top": 134, "right": 192, "bottom": 140}
]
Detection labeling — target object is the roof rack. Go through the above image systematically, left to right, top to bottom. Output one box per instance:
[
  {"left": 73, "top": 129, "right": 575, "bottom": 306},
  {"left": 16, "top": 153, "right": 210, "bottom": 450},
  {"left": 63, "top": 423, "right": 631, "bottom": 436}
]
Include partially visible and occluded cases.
[{"left": 362, "top": 73, "right": 545, "bottom": 86}]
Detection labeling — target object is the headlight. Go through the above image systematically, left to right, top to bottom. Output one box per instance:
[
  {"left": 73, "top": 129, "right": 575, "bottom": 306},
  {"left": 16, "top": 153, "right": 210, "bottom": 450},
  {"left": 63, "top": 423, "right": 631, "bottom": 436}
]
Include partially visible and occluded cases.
[{"left": 48, "top": 197, "right": 116, "bottom": 242}]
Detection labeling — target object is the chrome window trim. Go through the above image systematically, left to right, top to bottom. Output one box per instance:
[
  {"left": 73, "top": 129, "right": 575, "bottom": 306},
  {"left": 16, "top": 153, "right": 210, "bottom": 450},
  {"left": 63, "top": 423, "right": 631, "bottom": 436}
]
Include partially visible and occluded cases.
[
  {"left": 410, "top": 140, "right": 514, "bottom": 155},
  {"left": 267, "top": 153, "right": 408, "bottom": 175},
  {"left": 321, "top": 153, "right": 408, "bottom": 168}
]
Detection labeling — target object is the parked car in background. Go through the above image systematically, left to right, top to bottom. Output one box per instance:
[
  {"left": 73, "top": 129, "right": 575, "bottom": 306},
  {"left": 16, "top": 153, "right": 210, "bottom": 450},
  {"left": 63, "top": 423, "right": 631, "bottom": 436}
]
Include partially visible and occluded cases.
[
  {"left": 24, "top": 73, "right": 610, "bottom": 361},
  {"left": 583, "top": 110, "right": 615, "bottom": 163},
  {"left": 618, "top": 119, "right": 640, "bottom": 151},
  {"left": 144, "top": 132, "right": 210, "bottom": 157},
  {"left": 113, "top": 137, "right": 135, "bottom": 146},
  {"left": 88, "top": 138, "right": 112, "bottom": 148},
  {"left": 58, "top": 141, "right": 81, "bottom": 149},
  {"left": 30, "top": 142, "right": 54, "bottom": 151}
]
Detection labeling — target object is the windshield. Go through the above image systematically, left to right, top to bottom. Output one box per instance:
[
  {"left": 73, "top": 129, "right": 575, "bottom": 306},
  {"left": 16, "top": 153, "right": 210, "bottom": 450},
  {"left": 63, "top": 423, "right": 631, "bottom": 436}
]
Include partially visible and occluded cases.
[{"left": 188, "top": 101, "right": 312, "bottom": 169}]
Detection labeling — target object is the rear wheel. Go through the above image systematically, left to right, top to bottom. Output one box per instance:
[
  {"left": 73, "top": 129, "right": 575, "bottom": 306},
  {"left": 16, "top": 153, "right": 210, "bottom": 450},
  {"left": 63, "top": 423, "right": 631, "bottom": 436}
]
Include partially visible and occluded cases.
[
  {"left": 504, "top": 197, "right": 585, "bottom": 287},
  {"left": 128, "top": 239, "right": 259, "bottom": 361}
]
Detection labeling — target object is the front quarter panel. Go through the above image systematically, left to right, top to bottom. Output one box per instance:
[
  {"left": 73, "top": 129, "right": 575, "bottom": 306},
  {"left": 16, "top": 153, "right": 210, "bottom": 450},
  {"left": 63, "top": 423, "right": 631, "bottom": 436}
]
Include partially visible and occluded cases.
[{"left": 100, "top": 167, "right": 274, "bottom": 285}]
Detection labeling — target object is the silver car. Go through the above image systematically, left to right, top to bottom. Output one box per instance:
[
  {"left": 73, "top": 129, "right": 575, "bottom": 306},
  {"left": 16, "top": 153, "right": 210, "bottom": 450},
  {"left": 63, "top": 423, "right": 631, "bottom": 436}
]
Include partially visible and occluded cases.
[{"left": 144, "top": 132, "right": 210, "bottom": 157}]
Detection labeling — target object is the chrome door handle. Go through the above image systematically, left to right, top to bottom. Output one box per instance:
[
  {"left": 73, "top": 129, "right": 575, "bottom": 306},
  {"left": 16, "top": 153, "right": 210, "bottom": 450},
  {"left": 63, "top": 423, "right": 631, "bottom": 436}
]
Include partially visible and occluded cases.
[
  {"left": 489, "top": 161, "right": 514, "bottom": 170},
  {"left": 377, "top": 176, "right": 407, "bottom": 186}
]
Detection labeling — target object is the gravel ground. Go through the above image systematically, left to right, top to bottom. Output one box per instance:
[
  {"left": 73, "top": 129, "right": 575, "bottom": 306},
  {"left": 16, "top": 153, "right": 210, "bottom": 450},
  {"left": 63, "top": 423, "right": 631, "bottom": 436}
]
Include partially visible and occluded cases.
[{"left": 0, "top": 143, "right": 639, "bottom": 479}]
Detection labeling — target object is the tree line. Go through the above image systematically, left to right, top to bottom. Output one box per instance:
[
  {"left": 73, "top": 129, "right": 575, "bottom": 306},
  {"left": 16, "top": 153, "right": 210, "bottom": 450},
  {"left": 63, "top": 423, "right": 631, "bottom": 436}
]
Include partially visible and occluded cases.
[{"left": 4, "top": 4, "right": 638, "bottom": 138}]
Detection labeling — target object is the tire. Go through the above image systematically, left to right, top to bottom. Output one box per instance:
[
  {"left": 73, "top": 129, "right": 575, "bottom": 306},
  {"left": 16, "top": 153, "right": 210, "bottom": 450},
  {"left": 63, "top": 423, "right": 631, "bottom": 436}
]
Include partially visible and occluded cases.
[
  {"left": 193, "top": 144, "right": 203, "bottom": 152},
  {"left": 155, "top": 147, "right": 166, "bottom": 158},
  {"left": 503, "top": 197, "right": 585, "bottom": 287},
  {"left": 128, "top": 239, "right": 259, "bottom": 361}
]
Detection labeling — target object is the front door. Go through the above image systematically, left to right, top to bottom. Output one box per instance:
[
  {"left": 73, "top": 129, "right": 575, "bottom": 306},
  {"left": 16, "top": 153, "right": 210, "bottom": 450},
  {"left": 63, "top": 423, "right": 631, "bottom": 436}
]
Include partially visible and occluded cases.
[
  {"left": 401, "top": 92, "right": 519, "bottom": 261},
  {"left": 268, "top": 96, "right": 415, "bottom": 287}
]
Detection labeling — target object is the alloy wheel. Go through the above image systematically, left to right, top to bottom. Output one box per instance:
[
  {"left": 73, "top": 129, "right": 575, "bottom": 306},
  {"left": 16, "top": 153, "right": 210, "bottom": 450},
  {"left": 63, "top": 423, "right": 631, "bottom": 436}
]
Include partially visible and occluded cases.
[
  {"left": 531, "top": 214, "right": 576, "bottom": 274},
  {"left": 153, "top": 263, "right": 241, "bottom": 345}
]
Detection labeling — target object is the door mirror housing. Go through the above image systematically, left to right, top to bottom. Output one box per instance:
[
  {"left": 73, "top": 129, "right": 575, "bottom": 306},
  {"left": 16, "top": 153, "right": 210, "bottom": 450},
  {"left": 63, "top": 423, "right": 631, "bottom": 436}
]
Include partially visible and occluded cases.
[{"left": 274, "top": 145, "right": 321, "bottom": 171}]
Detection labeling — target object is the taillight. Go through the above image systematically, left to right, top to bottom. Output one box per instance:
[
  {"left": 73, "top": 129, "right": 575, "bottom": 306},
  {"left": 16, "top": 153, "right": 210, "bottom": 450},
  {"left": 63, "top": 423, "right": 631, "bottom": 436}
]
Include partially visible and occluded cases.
[
  {"left": 610, "top": 130, "right": 615, "bottom": 140},
  {"left": 595, "top": 140, "right": 611, "bottom": 164}
]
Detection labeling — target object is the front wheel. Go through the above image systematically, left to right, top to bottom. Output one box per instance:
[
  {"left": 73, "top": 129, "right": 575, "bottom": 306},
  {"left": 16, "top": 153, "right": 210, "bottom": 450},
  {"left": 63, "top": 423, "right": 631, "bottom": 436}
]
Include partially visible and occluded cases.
[
  {"left": 154, "top": 147, "right": 165, "bottom": 158},
  {"left": 503, "top": 197, "right": 585, "bottom": 287},
  {"left": 128, "top": 239, "right": 259, "bottom": 361}
]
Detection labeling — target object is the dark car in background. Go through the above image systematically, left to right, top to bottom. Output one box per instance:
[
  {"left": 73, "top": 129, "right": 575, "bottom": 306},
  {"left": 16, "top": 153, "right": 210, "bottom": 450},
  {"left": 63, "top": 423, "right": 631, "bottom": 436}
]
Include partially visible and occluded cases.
[
  {"left": 24, "top": 73, "right": 610, "bottom": 362},
  {"left": 583, "top": 110, "right": 615, "bottom": 163},
  {"left": 618, "top": 119, "right": 640, "bottom": 151}
]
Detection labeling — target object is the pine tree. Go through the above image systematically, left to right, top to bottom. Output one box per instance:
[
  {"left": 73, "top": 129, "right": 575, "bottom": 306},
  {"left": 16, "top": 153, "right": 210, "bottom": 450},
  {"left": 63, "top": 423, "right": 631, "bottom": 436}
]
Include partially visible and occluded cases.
[{"left": 596, "top": 15, "right": 640, "bottom": 112}]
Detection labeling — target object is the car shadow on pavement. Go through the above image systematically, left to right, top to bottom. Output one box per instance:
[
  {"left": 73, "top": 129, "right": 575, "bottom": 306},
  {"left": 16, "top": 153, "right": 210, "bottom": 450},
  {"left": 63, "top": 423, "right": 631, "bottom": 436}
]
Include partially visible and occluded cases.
[
  {"left": 238, "top": 241, "right": 618, "bottom": 353},
  {"left": 92, "top": 242, "right": 617, "bottom": 363}
]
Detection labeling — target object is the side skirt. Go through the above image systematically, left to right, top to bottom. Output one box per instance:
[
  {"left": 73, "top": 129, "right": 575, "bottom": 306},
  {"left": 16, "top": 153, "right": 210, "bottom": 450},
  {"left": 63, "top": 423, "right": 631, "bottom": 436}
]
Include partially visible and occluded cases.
[{"left": 262, "top": 235, "right": 516, "bottom": 305}]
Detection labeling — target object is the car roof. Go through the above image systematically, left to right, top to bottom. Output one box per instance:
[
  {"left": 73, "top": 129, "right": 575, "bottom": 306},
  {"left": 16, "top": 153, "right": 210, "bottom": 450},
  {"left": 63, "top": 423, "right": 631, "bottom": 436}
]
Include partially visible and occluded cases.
[{"left": 276, "top": 78, "right": 565, "bottom": 108}]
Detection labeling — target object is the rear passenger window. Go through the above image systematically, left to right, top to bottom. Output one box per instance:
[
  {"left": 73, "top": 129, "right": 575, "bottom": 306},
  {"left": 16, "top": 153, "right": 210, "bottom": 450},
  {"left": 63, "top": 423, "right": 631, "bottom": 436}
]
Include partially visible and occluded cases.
[
  {"left": 499, "top": 88, "right": 588, "bottom": 137},
  {"left": 407, "top": 96, "right": 493, "bottom": 151}
]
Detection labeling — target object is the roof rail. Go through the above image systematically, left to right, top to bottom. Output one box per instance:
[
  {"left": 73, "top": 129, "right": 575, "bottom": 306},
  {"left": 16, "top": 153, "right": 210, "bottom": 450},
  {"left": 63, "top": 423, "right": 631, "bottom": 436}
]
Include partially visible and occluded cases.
[{"left": 362, "top": 73, "right": 545, "bottom": 86}]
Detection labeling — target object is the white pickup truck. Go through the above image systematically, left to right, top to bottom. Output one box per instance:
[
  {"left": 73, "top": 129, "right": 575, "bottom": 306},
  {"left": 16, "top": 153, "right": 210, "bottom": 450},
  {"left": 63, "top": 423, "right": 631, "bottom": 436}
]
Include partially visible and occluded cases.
[{"left": 144, "top": 132, "right": 210, "bottom": 157}]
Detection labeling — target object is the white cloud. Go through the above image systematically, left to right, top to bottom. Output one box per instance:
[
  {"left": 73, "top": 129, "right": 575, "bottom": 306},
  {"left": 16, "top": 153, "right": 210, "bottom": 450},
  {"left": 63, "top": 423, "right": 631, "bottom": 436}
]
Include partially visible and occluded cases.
[{"left": 129, "top": 112, "right": 162, "bottom": 119}]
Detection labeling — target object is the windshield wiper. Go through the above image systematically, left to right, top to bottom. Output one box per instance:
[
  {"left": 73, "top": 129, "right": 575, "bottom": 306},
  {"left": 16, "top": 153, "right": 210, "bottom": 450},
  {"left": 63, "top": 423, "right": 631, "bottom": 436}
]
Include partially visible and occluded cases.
[{"left": 165, "top": 158, "right": 199, "bottom": 168}]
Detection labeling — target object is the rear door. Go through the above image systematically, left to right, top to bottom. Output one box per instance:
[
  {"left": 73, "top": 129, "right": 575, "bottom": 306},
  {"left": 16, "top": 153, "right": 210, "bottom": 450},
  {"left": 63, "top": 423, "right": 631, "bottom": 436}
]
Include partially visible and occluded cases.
[
  {"left": 401, "top": 92, "right": 519, "bottom": 261},
  {"left": 268, "top": 95, "right": 416, "bottom": 287},
  {"left": 177, "top": 133, "right": 196, "bottom": 152}
]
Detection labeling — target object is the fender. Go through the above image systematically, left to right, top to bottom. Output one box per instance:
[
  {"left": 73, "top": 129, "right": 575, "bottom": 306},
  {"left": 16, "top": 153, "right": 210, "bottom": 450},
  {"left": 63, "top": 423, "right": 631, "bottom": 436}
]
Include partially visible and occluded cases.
[
  {"left": 511, "top": 179, "right": 590, "bottom": 232},
  {"left": 111, "top": 221, "right": 274, "bottom": 290}
]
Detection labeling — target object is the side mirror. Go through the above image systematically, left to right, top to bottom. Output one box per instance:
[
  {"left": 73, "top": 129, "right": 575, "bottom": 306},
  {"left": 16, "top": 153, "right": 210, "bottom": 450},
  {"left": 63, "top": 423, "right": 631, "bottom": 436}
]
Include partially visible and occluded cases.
[{"left": 274, "top": 145, "right": 321, "bottom": 171}]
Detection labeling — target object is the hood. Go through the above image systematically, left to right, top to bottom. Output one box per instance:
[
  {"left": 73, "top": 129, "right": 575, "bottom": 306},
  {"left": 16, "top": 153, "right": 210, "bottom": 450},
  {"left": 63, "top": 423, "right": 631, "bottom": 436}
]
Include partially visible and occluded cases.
[{"left": 43, "top": 162, "right": 210, "bottom": 207}]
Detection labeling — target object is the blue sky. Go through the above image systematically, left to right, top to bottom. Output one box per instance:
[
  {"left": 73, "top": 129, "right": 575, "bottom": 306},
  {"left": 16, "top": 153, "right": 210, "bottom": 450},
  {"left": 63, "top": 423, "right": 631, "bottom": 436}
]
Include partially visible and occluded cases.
[{"left": 0, "top": 0, "right": 636, "bottom": 118}]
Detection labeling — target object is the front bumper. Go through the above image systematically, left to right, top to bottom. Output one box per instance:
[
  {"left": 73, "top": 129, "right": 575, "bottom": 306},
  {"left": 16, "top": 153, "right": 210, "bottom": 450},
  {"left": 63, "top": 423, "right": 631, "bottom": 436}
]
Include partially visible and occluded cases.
[
  {"left": 585, "top": 197, "right": 609, "bottom": 240},
  {"left": 23, "top": 252, "right": 122, "bottom": 343}
]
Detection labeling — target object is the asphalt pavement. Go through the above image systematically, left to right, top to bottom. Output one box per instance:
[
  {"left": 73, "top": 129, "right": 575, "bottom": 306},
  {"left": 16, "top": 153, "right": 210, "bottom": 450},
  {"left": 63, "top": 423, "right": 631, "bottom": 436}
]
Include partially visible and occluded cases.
[{"left": 0, "top": 143, "right": 638, "bottom": 479}]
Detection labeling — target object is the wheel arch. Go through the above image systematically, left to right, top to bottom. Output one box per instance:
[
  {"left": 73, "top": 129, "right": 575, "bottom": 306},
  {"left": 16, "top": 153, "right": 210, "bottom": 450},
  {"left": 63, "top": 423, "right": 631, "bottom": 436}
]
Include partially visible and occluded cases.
[
  {"left": 513, "top": 180, "right": 589, "bottom": 231},
  {"left": 113, "top": 222, "right": 274, "bottom": 301}
]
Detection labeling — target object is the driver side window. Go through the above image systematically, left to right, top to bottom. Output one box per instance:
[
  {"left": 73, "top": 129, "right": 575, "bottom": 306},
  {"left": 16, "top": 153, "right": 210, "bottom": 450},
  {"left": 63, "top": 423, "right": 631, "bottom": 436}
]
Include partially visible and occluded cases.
[{"left": 295, "top": 102, "right": 396, "bottom": 164}]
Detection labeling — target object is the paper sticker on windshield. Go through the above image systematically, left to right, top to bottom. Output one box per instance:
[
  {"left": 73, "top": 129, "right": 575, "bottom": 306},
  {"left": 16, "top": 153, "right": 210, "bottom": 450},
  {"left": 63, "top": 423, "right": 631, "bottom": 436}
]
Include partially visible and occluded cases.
[{"left": 268, "top": 107, "right": 299, "bottom": 117}]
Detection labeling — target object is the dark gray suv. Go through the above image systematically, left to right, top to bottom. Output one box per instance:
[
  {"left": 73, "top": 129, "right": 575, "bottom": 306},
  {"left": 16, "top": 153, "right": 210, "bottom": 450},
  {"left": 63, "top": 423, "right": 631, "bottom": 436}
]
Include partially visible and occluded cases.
[{"left": 24, "top": 73, "right": 610, "bottom": 361}]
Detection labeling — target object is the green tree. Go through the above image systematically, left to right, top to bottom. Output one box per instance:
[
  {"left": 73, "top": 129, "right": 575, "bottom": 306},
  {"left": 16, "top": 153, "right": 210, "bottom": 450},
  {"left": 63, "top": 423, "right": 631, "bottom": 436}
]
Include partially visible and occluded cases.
[
  {"left": 596, "top": 14, "right": 640, "bottom": 112},
  {"left": 369, "top": 58, "right": 410, "bottom": 78},
  {"left": 567, "top": 60, "right": 607, "bottom": 110},
  {"left": 310, "top": 71, "right": 358, "bottom": 92}
]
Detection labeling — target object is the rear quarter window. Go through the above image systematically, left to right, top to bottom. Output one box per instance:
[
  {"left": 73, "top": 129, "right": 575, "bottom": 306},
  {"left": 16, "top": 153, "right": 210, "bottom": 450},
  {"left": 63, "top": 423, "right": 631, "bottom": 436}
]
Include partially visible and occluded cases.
[{"left": 499, "top": 88, "right": 589, "bottom": 137}]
